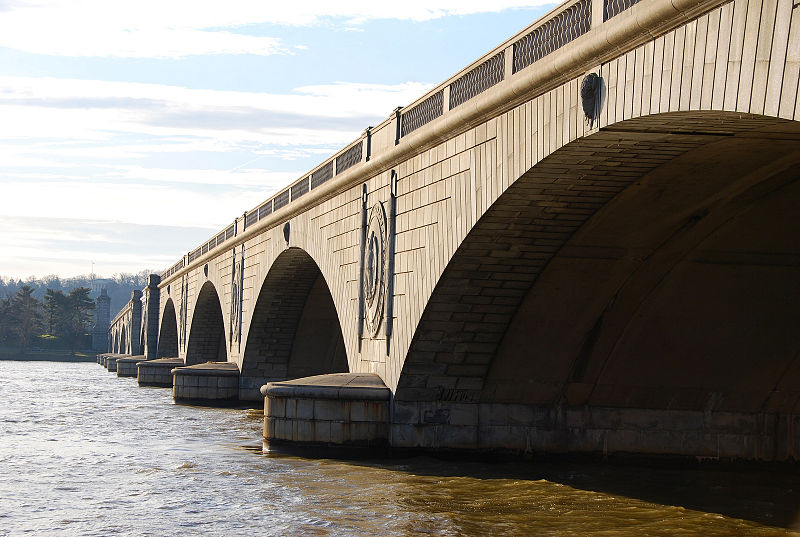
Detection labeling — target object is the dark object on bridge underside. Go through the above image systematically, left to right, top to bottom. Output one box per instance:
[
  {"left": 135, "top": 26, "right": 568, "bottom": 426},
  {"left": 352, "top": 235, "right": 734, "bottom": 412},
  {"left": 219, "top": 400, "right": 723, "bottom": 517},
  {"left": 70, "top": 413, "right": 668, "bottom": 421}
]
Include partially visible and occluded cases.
[
  {"left": 581, "top": 73, "right": 601, "bottom": 128},
  {"left": 283, "top": 222, "right": 290, "bottom": 245}
]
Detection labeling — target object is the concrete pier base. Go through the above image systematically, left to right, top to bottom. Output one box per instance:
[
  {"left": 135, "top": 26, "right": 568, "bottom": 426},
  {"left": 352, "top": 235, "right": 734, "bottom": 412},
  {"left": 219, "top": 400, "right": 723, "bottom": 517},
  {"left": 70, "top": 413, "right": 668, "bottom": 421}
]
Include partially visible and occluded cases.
[
  {"left": 99, "top": 353, "right": 121, "bottom": 367},
  {"left": 106, "top": 354, "right": 128, "bottom": 372},
  {"left": 116, "top": 355, "right": 147, "bottom": 377},
  {"left": 137, "top": 357, "right": 183, "bottom": 387},
  {"left": 172, "top": 362, "right": 240, "bottom": 404},
  {"left": 262, "top": 373, "right": 391, "bottom": 449}
]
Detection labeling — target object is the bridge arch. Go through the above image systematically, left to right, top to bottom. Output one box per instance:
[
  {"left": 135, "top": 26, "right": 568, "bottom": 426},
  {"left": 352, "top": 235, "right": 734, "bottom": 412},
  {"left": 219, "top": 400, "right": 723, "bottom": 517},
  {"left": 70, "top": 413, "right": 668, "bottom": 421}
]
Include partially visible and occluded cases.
[
  {"left": 395, "top": 110, "right": 800, "bottom": 455},
  {"left": 240, "top": 247, "right": 348, "bottom": 396},
  {"left": 185, "top": 281, "right": 226, "bottom": 366},
  {"left": 158, "top": 298, "right": 179, "bottom": 358}
]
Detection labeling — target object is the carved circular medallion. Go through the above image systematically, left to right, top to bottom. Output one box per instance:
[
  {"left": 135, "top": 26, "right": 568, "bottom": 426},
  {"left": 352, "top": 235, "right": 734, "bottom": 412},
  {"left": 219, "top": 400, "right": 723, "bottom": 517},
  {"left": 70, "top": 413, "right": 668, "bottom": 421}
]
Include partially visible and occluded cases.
[{"left": 364, "top": 202, "right": 387, "bottom": 337}]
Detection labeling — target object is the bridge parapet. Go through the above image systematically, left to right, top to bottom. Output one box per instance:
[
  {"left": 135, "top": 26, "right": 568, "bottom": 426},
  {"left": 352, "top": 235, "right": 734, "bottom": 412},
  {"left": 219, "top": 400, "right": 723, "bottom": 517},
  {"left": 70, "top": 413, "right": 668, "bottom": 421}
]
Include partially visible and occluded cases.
[
  {"left": 159, "top": 0, "right": 721, "bottom": 287},
  {"left": 107, "top": 290, "right": 142, "bottom": 355}
]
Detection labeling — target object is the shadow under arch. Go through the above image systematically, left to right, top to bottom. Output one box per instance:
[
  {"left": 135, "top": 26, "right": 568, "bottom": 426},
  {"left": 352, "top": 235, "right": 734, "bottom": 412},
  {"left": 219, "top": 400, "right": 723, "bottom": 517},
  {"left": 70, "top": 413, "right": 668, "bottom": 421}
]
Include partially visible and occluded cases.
[
  {"left": 395, "top": 111, "right": 800, "bottom": 459},
  {"left": 239, "top": 247, "right": 348, "bottom": 399},
  {"left": 185, "top": 281, "right": 226, "bottom": 366},
  {"left": 158, "top": 298, "right": 179, "bottom": 358},
  {"left": 119, "top": 327, "right": 127, "bottom": 355}
]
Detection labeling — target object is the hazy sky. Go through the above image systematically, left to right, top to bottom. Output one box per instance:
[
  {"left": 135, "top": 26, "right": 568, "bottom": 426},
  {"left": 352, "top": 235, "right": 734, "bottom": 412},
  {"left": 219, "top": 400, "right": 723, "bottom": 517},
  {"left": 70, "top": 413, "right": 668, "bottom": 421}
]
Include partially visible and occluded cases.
[{"left": 0, "top": 0, "right": 555, "bottom": 280}]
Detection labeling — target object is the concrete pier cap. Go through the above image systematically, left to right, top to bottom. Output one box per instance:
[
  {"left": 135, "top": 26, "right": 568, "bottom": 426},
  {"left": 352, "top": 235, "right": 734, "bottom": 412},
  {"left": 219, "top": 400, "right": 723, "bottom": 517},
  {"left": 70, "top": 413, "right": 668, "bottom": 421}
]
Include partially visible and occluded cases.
[
  {"left": 105, "top": 354, "right": 127, "bottom": 372},
  {"left": 116, "top": 354, "right": 146, "bottom": 377},
  {"left": 137, "top": 357, "right": 183, "bottom": 387},
  {"left": 172, "top": 362, "right": 240, "bottom": 404},
  {"left": 262, "top": 373, "right": 391, "bottom": 450}
]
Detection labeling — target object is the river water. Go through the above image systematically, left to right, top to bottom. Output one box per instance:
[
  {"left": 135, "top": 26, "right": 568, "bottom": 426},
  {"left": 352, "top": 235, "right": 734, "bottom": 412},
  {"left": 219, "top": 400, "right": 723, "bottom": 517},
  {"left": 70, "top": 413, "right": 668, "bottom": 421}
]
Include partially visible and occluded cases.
[{"left": 0, "top": 361, "right": 798, "bottom": 536}]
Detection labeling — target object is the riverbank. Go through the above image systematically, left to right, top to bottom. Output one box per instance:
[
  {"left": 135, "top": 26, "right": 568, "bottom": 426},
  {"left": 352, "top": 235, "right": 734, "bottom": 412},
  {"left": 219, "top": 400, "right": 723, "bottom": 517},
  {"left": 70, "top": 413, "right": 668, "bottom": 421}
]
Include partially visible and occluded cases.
[{"left": 0, "top": 351, "right": 96, "bottom": 362}]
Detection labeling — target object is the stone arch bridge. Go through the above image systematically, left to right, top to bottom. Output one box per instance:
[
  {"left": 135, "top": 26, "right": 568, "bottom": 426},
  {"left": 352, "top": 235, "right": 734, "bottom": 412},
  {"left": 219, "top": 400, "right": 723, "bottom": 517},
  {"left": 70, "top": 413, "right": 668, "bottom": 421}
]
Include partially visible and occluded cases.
[{"left": 110, "top": 0, "right": 800, "bottom": 460}]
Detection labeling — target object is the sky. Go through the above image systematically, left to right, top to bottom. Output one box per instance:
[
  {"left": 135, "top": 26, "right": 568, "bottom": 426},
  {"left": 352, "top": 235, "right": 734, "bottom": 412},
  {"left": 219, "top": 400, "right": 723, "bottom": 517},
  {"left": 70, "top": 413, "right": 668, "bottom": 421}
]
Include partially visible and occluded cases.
[{"left": 0, "top": 0, "right": 556, "bottom": 280}]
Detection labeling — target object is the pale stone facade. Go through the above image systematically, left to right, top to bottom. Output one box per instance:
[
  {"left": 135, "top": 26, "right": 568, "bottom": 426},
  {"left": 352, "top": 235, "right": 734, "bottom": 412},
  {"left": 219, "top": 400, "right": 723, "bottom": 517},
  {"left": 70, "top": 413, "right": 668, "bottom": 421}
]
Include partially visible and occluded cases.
[
  {"left": 145, "top": 0, "right": 800, "bottom": 459},
  {"left": 108, "top": 290, "right": 142, "bottom": 356}
]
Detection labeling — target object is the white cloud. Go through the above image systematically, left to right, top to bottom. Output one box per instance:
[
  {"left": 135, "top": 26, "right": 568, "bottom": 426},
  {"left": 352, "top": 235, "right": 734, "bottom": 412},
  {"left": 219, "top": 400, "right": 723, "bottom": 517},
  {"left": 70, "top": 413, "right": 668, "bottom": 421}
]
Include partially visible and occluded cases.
[
  {"left": 0, "top": 1, "right": 556, "bottom": 58},
  {"left": 0, "top": 76, "right": 431, "bottom": 146},
  {"left": 0, "top": 179, "right": 261, "bottom": 228}
]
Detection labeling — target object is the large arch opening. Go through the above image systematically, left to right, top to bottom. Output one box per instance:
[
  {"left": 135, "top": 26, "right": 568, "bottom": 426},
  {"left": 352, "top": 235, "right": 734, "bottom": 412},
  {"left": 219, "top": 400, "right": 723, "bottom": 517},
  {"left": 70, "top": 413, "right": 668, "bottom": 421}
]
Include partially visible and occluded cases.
[
  {"left": 395, "top": 112, "right": 800, "bottom": 459},
  {"left": 240, "top": 247, "right": 347, "bottom": 398},
  {"left": 185, "top": 281, "right": 226, "bottom": 366},
  {"left": 157, "top": 298, "right": 179, "bottom": 358}
]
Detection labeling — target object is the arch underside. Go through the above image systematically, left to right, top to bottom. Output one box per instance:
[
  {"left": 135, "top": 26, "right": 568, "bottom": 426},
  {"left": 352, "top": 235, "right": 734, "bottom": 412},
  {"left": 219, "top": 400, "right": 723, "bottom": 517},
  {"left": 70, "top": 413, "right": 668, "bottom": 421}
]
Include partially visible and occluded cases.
[
  {"left": 395, "top": 112, "right": 800, "bottom": 458},
  {"left": 240, "top": 248, "right": 347, "bottom": 396},
  {"left": 185, "top": 281, "right": 226, "bottom": 366},
  {"left": 158, "top": 298, "right": 179, "bottom": 358}
]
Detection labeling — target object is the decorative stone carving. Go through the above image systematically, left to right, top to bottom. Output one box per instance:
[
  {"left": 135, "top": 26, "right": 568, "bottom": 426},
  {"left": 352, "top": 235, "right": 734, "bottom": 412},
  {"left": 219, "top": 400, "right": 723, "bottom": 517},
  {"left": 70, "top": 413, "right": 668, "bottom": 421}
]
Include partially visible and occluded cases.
[
  {"left": 581, "top": 73, "right": 601, "bottom": 128},
  {"left": 363, "top": 202, "right": 387, "bottom": 337},
  {"left": 230, "top": 252, "right": 242, "bottom": 344},
  {"left": 179, "top": 275, "right": 188, "bottom": 350}
]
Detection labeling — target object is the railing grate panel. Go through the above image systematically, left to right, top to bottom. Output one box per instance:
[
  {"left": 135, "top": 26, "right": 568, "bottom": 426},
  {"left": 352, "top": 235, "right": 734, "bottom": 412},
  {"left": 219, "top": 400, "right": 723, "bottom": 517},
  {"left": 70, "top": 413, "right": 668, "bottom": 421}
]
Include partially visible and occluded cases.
[
  {"left": 513, "top": 0, "right": 591, "bottom": 73},
  {"left": 604, "top": 0, "right": 642, "bottom": 20},
  {"left": 449, "top": 52, "right": 505, "bottom": 110},
  {"left": 400, "top": 90, "right": 444, "bottom": 138},
  {"left": 334, "top": 142, "right": 362, "bottom": 176},
  {"left": 311, "top": 161, "right": 334, "bottom": 189},
  {"left": 291, "top": 178, "right": 310, "bottom": 200},
  {"left": 274, "top": 189, "right": 290, "bottom": 210},
  {"left": 258, "top": 201, "right": 272, "bottom": 220},
  {"left": 245, "top": 211, "right": 258, "bottom": 229},
  {"left": 225, "top": 225, "right": 235, "bottom": 240}
]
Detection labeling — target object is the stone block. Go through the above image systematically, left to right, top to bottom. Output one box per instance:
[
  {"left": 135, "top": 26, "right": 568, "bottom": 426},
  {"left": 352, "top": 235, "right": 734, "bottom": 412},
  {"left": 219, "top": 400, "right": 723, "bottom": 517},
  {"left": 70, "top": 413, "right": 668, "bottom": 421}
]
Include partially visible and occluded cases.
[
  {"left": 219, "top": 376, "right": 238, "bottom": 389},
  {"left": 266, "top": 397, "right": 285, "bottom": 419},
  {"left": 296, "top": 398, "right": 314, "bottom": 420},
  {"left": 314, "top": 399, "right": 348, "bottom": 422},
  {"left": 392, "top": 401, "right": 420, "bottom": 424},
  {"left": 448, "top": 403, "right": 479, "bottom": 426},
  {"left": 506, "top": 404, "right": 537, "bottom": 426},
  {"left": 705, "top": 412, "right": 759, "bottom": 434},
  {"left": 264, "top": 417, "right": 275, "bottom": 438},
  {"left": 274, "top": 418, "right": 290, "bottom": 440},
  {"left": 296, "top": 419, "right": 313, "bottom": 443},
  {"left": 312, "top": 420, "right": 331, "bottom": 443},
  {"left": 330, "top": 421, "right": 344, "bottom": 444},
  {"left": 390, "top": 424, "right": 421, "bottom": 447},
  {"left": 436, "top": 425, "right": 478, "bottom": 449},
  {"left": 478, "top": 425, "right": 527, "bottom": 451}
]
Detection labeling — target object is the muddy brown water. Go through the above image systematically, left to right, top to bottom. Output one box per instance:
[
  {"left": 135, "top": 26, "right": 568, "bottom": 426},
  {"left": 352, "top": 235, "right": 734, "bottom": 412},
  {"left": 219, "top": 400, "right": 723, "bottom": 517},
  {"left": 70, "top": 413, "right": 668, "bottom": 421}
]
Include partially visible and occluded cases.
[{"left": 0, "top": 361, "right": 797, "bottom": 536}]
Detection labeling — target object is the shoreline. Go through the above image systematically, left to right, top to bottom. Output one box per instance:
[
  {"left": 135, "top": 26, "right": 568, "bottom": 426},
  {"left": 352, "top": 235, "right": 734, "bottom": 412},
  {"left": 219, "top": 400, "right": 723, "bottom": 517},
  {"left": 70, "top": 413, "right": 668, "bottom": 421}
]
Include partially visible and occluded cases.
[{"left": 0, "top": 352, "right": 97, "bottom": 362}]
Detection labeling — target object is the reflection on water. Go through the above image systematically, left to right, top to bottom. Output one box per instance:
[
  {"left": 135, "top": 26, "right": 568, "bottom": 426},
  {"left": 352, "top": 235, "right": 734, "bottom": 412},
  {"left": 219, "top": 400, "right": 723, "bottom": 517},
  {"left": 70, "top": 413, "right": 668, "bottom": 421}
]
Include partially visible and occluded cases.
[{"left": 0, "top": 361, "right": 798, "bottom": 536}]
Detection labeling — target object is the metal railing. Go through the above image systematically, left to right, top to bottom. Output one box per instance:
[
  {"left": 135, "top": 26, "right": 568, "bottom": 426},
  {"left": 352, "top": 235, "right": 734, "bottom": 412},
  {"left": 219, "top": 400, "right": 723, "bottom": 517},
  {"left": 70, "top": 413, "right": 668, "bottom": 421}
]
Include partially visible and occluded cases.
[
  {"left": 513, "top": 0, "right": 592, "bottom": 73},
  {"left": 604, "top": 0, "right": 642, "bottom": 20},
  {"left": 449, "top": 52, "right": 505, "bottom": 110},
  {"left": 400, "top": 90, "right": 444, "bottom": 137}
]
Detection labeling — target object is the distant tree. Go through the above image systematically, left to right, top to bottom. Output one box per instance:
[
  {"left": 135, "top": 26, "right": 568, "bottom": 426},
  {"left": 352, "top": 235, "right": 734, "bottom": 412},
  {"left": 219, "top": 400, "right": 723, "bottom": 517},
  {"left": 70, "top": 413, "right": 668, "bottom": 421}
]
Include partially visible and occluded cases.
[
  {"left": 9, "top": 285, "right": 43, "bottom": 353},
  {"left": 65, "top": 287, "right": 95, "bottom": 354},
  {"left": 43, "top": 289, "right": 69, "bottom": 335},
  {"left": 0, "top": 297, "right": 10, "bottom": 345}
]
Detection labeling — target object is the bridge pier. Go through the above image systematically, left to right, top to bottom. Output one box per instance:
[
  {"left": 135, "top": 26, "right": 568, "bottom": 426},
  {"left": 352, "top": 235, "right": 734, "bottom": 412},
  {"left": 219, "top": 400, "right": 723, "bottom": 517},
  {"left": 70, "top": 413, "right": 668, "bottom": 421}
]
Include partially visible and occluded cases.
[
  {"left": 105, "top": 354, "right": 127, "bottom": 373},
  {"left": 116, "top": 355, "right": 146, "bottom": 377},
  {"left": 137, "top": 357, "right": 183, "bottom": 387},
  {"left": 172, "top": 362, "right": 240, "bottom": 404},
  {"left": 262, "top": 373, "right": 391, "bottom": 450}
]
